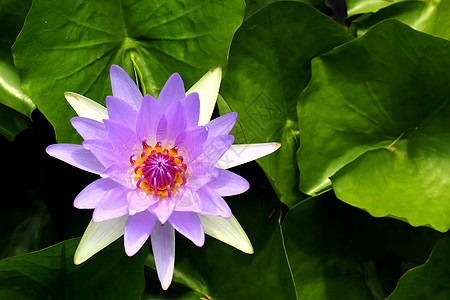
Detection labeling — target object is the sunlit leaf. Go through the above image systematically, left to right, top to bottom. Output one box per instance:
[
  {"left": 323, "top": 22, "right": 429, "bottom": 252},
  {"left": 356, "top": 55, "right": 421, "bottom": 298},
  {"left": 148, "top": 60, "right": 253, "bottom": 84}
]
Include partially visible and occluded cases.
[
  {"left": 0, "top": 0, "right": 34, "bottom": 140},
  {"left": 0, "top": 0, "right": 35, "bottom": 117},
  {"left": 12, "top": 0, "right": 245, "bottom": 142},
  {"left": 346, "top": 0, "right": 409, "bottom": 16},
  {"left": 350, "top": 0, "right": 450, "bottom": 39},
  {"left": 220, "top": 1, "right": 353, "bottom": 207},
  {"left": 298, "top": 20, "right": 450, "bottom": 231}
]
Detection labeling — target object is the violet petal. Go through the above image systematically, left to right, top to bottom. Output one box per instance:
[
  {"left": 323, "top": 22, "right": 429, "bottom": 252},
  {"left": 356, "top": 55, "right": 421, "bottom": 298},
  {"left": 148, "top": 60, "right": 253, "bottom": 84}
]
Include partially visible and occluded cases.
[
  {"left": 110, "top": 65, "right": 143, "bottom": 111},
  {"left": 158, "top": 73, "right": 185, "bottom": 111},
  {"left": 181, "top": 92, "right": 200, "bottom": 128},
  {"left": 136, "top": 94, "right": 164, "bottom": 145},
  {"left": 106, "top": 96, "right": 139, "bottom": 130},
  {"left": 158, "top": 102, "right": 187, "bottom": 145},
  {"left": 205, "top": 112, "right": 237, "bottom": 137},
  {"left": 71, "top": 117, "right": 107, "bottom": 141},
  {"left": 104, "top": 120, "right": 140, "bottom": 162},
  {"left": 175, "top": 126, "right": 208, "bottom": 164},
  {"left": 195, "top": 134, "right": 234, "bottom": 165},
  {"left": 82, "top": 139, "right": 116, "bottom": 168},
  {"left": 46, "top": 144, "right": 104, "bottom": 174},
  {"left": 101, "top": 162, "right": 135, "bottom": 189},
  {"left": 186, "top": 162, "right": 219, "bottom": 189},
  {"left": 206, "top": 169, "right": 250, "bottom": 196},
  {"left": 74, "top": 178, "right": 120, "bottom": 209},
  {"left": 92, "top": 186, "right": 129, "bottom": 222},
  {"left": 198, "top": 186, "right": 232, "bottom": 218},
  {"left": 173, "top": 187, "right": 202, "bottom": 213},
  {"left": 127, "top": 189, "right": 159, "bottom": 215},
  {"left": 147, "top": 198, "right": 176, "bottom": 224},
  {"left": 124, "top": 210, "right": 157, "bottom": 256},
  {"left": 169, "top": 212, "right": 205, "bottom": 247},
  {"left": 151, "top": 221, "right": 175, "bottom": 290}
]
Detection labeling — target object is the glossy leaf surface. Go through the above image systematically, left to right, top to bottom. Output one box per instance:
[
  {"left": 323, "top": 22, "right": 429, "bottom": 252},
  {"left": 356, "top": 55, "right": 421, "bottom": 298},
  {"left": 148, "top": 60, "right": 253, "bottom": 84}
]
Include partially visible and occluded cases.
[{"left": 298, "top": 20, "right": 450, "bottom": 231}]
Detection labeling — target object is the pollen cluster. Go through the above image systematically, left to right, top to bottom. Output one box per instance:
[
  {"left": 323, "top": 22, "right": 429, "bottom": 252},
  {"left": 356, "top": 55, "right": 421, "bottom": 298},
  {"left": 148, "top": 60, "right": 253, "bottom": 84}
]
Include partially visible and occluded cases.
[{"left": 131, "top": 141, "right": 187, "bottom": 197}]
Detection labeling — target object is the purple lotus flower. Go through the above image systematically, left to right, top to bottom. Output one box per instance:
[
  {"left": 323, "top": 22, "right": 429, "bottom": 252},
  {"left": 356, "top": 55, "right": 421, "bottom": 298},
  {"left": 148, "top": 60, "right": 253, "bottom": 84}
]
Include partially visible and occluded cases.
[{"left": 46, "top": 65, "right": 280, "bottom": 289}]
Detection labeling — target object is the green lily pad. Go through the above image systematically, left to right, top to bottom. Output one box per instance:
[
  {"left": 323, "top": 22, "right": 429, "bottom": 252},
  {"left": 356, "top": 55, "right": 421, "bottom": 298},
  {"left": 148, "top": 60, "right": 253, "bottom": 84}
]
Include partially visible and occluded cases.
[
  {"left": 0, "top": 0, "right": 35, "bottom": 140},
  {"left": 0, "top": 0, "right": 35, "bottom": 118},
  {"left": 12, "top": 0, "right": 244, "bottom": 142},
  {"left": 244, "top": 0, "right": 327, "bottom": 20},
  {"left": 346, "top": 0, "right": 409, "bottom": 16},
  {"left": 351, "top": 0, "right": 450, "bottom": 39},
  {"left": 220, "top": 1, "right": 353, "bottom": 207},
  {"left": 297, "top": 20, "right": 450, "bottom": 231},
  {"left": 0, "top": 103, "right": 31, "bottom": 141},
  {"left": 282, "top": 193, "right": 446, "bottom": 299},
  {"left": 0, "top": 238, "right": 148, "bottom": 300},
  {"left": 387, "top": 238, "right": 450, "bottom": 299}
]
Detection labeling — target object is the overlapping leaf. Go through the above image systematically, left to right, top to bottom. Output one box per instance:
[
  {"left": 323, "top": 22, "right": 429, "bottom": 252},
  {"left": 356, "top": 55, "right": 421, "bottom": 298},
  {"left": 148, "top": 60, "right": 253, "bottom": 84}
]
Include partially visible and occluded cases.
[
  {"left": 0, "top": 0, "right": 35, "bottom": 140},
  {"left": 12, "top": 0, "right": 245, "bottom": 142},
  {"left": 346, "top": 0, "right": 410, "bottom": 16},
  {"left": 350, "top": 0, "right": 450, "bottom": 39},
  {"left": 220, "top": 1, "right": 353, "bottom": 207},
  {"left": 298, "top": 20, "right": 450, "bottom": 231},
  {"left": 282, "top": 193, "right": 445, "bottom": 299},
  {"left": 0, "top": 238, "right": 148, "bottom": 299},
  {"left": 388, "top": 238, "right": 450, "bottom": 299}
]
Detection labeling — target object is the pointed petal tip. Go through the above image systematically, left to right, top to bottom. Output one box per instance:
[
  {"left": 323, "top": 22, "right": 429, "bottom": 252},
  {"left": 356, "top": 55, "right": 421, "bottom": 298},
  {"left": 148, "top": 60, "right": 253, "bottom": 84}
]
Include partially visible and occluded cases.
[
  {"left": 210, "top": 64, "right": 222, "bottom": 74},
  {"left": 188, "top": 65, "right": 222, "bottom": 125},
  {"left": 167, "top": 72, "right": 183, "bottom": 84},
  {"left": 64, "top": 92, "right": 108, "bottom": 122},
  {"left": 275, "top": 142, "right": 281, "bottom": 149},
  {"left": 45, "top": 144, "right": 55, "bottom": 155},
  {"left": 199, "top": 214, "right": 254, "bottom": 254},
  {"left": 74, "top": 217, "right": 127, "bottom": 265},
  {"left": 241, "top": 239, "right": 254, "bottom": 254},
  {"left": 73, "top": 253, "right": 85, "bottom": 265},
  {"left": 161, "top": 280, "right": 171, "bottom": 290}
]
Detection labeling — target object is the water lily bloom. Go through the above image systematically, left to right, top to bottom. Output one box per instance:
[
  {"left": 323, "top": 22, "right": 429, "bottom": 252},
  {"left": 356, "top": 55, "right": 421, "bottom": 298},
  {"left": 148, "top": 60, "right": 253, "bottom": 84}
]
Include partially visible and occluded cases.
[{"left": 46, "top": 65, "right": 280, "bottom": 290}]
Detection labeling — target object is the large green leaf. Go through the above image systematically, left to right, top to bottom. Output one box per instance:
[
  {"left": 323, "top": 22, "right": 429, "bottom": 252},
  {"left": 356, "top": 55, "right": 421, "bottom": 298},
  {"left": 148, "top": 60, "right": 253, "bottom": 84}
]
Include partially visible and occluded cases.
[
  {"left": 0, "top": 0, "right": 35, "bottom": 140},
  {"left": 0, "top": 0, "right": 35, "bottom": 118},
  {"left": 12, "top": 0, "right": 244, "bottom": 142},
  {"left": 244, "top": 0, "right": 327, "bottom": 20},
  {"left": 346, "top": 0, "right": 409, "bottom": 16},
  {"left": 350, "top": 0, "right": 450, "bottom": 39},
  {"left": 220, "top": 1, "right": 353, "bottom": 207},
  {"left": 297, "top": 20, "right": 450, "bottom": 231},
  {"left": 0, "top": 103, "right": 31, "bottom": 141},
  {"left": 144, "top": 170, "right": 296, "bottom": 299},
  {"left": 282, "top": 193, "right": 446, "bottom": 299},
  {"left": 0, "top": 238, "right": 148, "bottom": 299},
  {"left": 387, "top": 238, "right": 450, "bottom": 299}
]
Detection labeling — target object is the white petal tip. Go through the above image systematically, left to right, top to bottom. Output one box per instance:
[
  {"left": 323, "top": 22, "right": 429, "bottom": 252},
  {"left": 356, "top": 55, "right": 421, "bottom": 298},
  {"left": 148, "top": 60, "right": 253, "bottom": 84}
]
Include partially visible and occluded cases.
[
  {"left": 210, "top": 64, "right": 222, "bottom": 74},
  {"left": 188, "top": 65, "right": 223, "bottom": 125},
  {"left": 64, "top": 92, "right": 108, "bottom": 122},
  {"left": 216, "top": 142, "right": 281, "bottom": 169},
  {"left": 199, "top": 214, "right": 254, "bottom": 254},
  {"left": 73, "top": 217, "right": 127, "bottom": 266},
  {"left": 244, "top": 246, "right": 254, "bottom": 255},
  {"left": 73, "top": 254, "right": 85, "bottom": 265},
  {"left": 161, "top": 282, "right": 170, "bottom": 290}
]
